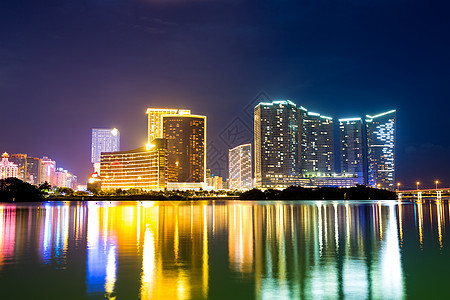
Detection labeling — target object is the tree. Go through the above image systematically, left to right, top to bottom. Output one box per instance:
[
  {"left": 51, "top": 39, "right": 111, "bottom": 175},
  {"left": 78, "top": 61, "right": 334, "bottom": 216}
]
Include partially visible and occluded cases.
[
  {"left": 0, "top": 178, "right": 44, "bottom": 202},
  {"left": 39, "top": 181, "right": 52, "bottom": 193}
]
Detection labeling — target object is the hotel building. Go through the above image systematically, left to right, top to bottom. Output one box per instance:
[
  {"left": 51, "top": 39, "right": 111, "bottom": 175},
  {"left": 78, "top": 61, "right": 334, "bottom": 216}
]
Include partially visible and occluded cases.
[
  {"left": 254, "top": 100, "right": 304, "bottom": 188},
  {"left": 146, "top": 108, "right": 191, "bottom": 143},
  {"left": 300, "top": 109, "right": 335, "bottom": 176},
  {"left": 366, "top": 110, "right": 396, "bottom": 190},
  {"left": 162, "top": 113, "right": 206, "bottom": 190},
  {"left": 339, "top": 118, "right": 364, "bottom": 184},
  {"left": 91, "top": 128, "right": 120, "bottom": 174},
  {"left": 100, "top": 138, "right": 168, "bottom": 190},
  {"left": 228, "top": 144, "right": 252, "bottom": 190},
  {"left": 0, "top": 153, "right": 19, "bottom": 180},
  {"left": 39, "top": 156, "right": 56, "bottom": 186}
]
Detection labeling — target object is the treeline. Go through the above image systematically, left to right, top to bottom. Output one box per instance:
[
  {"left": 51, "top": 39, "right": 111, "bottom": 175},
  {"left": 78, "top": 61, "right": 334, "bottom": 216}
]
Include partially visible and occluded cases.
[
  {"left": 0, "top": 178, "right": 48, "bottom": 202},
  {"left": 0, "top": 178, "right": 396, "bottom": 202},
  {"left": 239, "top": 185, "right": 397, "bottom": 200},
  {"left": 84, "top": 187, "right": 239, "bottom": 200}
]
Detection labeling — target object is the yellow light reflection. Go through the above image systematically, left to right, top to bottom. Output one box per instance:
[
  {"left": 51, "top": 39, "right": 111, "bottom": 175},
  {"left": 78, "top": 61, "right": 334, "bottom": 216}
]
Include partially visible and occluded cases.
[
  {"left": 398, "top": 200, "right": 403, "bottom": 246},
  {"left": 417, "top": 200, "right": 423, "bottom": 250},
  {"left": 436, "top": 200, "right": 443, "bottom": 250},
  {"left": 202, "top": 205, "right": 209, "bottom": 298}
]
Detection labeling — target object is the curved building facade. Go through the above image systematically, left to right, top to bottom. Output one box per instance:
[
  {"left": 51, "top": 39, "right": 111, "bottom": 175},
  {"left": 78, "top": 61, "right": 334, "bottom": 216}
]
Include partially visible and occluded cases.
[{"left": 100, "top": 139, "right": 168, "bottom": 190}]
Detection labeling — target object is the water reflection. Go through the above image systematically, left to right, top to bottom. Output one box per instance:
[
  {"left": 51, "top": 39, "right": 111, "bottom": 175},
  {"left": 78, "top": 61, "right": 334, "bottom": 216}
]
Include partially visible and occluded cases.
[
  {"left": 0, "top": 200, "right": 449, "bottom": 299},
  {"left": 87, "top": 203, "right": 117, "bottom": 298},
  {"left": 0, "top": 206, "right": 15, "bottom": 268}
]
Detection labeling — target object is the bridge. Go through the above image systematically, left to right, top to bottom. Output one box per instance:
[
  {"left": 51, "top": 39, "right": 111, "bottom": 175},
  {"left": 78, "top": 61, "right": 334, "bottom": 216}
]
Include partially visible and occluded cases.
[{"left": 397, "top": 188, "right": 450, "bottom": 199}]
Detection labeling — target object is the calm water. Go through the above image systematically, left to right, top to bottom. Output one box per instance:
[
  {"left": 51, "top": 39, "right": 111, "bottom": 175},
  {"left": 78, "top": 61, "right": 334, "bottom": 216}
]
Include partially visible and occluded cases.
[{"left": 0, "top": 199, "right": 448, "bottom": 299}]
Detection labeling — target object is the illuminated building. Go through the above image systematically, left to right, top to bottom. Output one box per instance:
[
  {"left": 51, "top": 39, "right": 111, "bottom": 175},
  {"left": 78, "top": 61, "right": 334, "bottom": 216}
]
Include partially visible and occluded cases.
[
  {"left": 254, "top": 100, "right": 303, "bottom": 188},
  {"left": 146, "top": 108, "right": 191, "bottom": 143},
  {"left": 299, "top": 109, "right": 335, "bottom": 176},
  {"left": 366, "top": 110, "right": 396, "bottom": 189},
  {"left": 162, "top": 113, "right": 206, "bottom": 190},
  {"left": 339, "top": 118, "right": 364, "bottom": 184},
  {"left": 91, "top": 128, "right": 120, "bottom": 174},
  {"left": 100, "top": 138, "right": 168, "bottom": 190},
  {"left": 228, "top": 143, "right": 252, "bottom": 190},
  {"left": 0, "top": 153, "right": 19, "bottom": 179},
  {"left": 9, "top": 154, "right": 27, "bottom": 181},
  {"left": 9, "top": 154, "right": 42, "bottom": 185},
  {"left": 39, "top": 156, "right": 56, "bottom": 186},
  {"left": 26, "top": 157, "right": 40, "bottom": 185},
  {"left": 54, "top": 168, "right": 78, "bottom": 189},
  {"left": 54, "top": 168, "right": 68, "bottom": 188},
  {"left": 205, "top": 169, "right": 213, "bottom": 187},
  {"left": 87, "top": 172, "right": 102, "bottom": 190},
  {"left": 309, "top": 175, "right": 361, "bottom": 188},
  {"left": 213, "top": 176, "right": 222, "bottom": 190},
  {"left": 222, "top": 178, "right": 229, "bottom": 190}
]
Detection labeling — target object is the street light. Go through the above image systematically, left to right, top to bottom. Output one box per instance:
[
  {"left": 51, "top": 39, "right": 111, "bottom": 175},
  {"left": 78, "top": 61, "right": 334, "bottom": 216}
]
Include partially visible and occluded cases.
[
  {"left": 436, "top": 180, "right": 439, "bottom": 190},
  {"left": 416, "top": 181, "right": 420, "bottom": 190},
  {"left": 397, "top": 182, "right": 401, "bottom": 192}
]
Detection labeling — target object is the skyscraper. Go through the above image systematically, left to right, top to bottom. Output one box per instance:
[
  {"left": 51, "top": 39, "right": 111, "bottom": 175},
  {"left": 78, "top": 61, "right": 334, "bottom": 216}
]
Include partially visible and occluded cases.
[
  {"left": 254, "top": 100, "right": 301, "bottom": 188},
  {"left": 146, "top": 108, "right": 191, "bottom": 143},
  {"left": 300, "top": 110, "right": 335, "bottom": 176},
  {"left": 365, "top": 110, "right": 396, "bottom": 190},
  {"left": 162, "top": 113, "right": 206, "bottom": 189},
  {"left": 339, "top": 118, "right": 364, "bottom": 181},
  {"left": 91, "top": 128, "right": 120, "bottom": 174},
  {"left": 100, "top": 138, "right": 168, "bottom": 190},
  {"left": 228, "top": 144, "right": 252, "bottom": 190},
  {"left": 9, "top": 154, "right": 27, "bottom": 181},
  {"left": 9, "top": 154, "right": 42, "bottom": 185},
  {"left": 39, "top": 156, "right": 56, "bottom": 185},
  {"left": 26, "top": 157, "right": 40, "bottom": 185}
]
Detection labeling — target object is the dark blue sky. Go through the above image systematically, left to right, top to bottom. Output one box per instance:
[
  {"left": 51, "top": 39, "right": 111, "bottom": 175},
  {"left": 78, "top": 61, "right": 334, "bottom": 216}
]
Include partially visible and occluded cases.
[{"left": 1, "top": 0, "right": 449, "bottom": 189}]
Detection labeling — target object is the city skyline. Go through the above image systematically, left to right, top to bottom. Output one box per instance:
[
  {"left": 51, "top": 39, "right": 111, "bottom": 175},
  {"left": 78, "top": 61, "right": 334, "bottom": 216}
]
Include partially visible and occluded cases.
[{"left": 0, "top": 103, "right": 407, "bottom": 190}]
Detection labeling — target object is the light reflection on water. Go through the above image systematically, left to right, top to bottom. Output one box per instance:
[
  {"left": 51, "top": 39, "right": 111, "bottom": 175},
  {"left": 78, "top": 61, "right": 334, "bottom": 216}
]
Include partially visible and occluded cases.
[{"left": 0, "top": 200, "right": 449, "bottom": 299}]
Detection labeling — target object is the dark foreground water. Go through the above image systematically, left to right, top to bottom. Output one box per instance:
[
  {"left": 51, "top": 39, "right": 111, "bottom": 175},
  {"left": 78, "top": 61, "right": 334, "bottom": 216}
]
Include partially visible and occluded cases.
[{"left": 0, "top": 199, "right": 448, "bottom": 299}]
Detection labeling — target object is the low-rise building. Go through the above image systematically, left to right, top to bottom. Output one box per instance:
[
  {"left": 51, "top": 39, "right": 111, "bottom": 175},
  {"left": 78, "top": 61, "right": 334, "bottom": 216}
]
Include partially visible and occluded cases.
[
  {"left": 100, "top": 139, "right": 168, "bottom": 191},
  {"left": 0, "top": 152, "right": 18, "bottom": 180}
]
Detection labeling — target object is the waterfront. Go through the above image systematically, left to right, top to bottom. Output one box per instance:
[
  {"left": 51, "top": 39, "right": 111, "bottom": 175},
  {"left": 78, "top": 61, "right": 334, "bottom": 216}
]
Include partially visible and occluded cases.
[{"left": 0, "top": 200, "right": 449, "bottom": 299}]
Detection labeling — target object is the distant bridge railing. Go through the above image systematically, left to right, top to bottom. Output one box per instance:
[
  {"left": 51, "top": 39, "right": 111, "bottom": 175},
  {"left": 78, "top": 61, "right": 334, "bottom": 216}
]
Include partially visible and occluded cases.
[{"left": 397, "top": 188, "right": 450, "bottom": 199}]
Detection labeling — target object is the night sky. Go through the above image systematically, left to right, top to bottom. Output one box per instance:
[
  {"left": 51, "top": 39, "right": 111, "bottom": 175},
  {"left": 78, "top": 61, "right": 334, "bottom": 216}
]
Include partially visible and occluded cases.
[{"left": 1, "top": 0, "right": 449, "bottom": 189}]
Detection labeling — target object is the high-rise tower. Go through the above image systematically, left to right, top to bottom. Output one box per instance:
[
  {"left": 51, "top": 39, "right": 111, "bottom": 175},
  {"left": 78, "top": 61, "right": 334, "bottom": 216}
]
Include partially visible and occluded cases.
[
  {"left": 254, "top": 100, "right": 300, "bottom": 188},
  {"left": 146, "top": 108, "right": 191, "bottom": 143},
  {"left": 300, "top": 110, "right": 335, "bottom": 176},
  {"left": 365, "top": 110, "right": 396, "bottom": 189},
  {"left": 162, "top": 113, "right": 206, "bottom": 189},
  {"left": 339, "top": 118, "right": 364, "bottom": 181},
  {"left": 91, "top": 128, "right": 120, "bottom": 174},
  {"left": 228, "top": 144, "right": 252, "bottom": 190},
  {"left": 9, "top": 154, "right": 27, "bottom": 181},
  {"left": 39, "top": 156, "right": 56, "bottom": 185}
]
